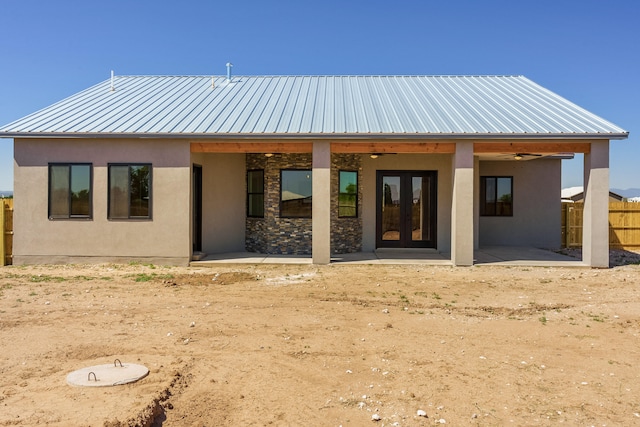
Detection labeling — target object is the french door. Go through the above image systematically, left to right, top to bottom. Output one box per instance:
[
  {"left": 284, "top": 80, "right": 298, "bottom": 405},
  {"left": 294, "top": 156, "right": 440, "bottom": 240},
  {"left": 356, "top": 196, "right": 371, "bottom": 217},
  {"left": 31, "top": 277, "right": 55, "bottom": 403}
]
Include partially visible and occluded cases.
[{"left": 376, "top": 171, "right": 437, "bottom": 248}]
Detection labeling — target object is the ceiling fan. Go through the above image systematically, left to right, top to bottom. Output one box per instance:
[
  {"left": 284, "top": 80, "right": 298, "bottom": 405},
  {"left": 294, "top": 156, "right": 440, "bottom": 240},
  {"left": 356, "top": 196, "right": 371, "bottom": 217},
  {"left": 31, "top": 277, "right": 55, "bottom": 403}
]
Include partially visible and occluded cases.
[{"left": 513, "top": 153, "right": 543, "bottom": 161}]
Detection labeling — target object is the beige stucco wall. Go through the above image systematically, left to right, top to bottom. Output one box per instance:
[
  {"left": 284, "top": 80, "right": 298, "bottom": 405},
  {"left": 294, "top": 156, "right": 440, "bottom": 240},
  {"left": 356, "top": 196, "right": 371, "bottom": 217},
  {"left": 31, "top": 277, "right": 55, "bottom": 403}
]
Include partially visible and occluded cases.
[
  {"left": 13, "top": 138, "right": 192, "bottom": 265},
  {"left": 191, "top": 153, "right": 246, "bottom": 254},
  {"left": 361, "top": 153, "right": 453, "bottom": 253},
  {"left": 478, "top": 158, "right": 561, "bottom": 248}
]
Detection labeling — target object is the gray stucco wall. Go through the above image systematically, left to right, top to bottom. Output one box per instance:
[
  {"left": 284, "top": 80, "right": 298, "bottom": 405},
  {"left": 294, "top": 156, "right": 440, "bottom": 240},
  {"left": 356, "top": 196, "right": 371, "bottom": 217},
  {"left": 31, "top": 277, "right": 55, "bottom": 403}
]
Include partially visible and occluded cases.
[
  {"left": 13, "top": 138, "right": 192, "bottom": 265},
  {"left": 192, "top": 153, "right": 246, "bottom": 254},
  {"left": 478, "top": 158, "right": 561, "bottom": 248}
]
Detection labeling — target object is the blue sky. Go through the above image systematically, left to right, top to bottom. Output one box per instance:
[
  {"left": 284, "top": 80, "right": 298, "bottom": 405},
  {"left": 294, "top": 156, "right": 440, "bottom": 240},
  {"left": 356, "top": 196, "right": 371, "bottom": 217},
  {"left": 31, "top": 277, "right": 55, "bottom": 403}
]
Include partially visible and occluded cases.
[{"left": 0, "top": 0, "right": 638, "bottom": 191}]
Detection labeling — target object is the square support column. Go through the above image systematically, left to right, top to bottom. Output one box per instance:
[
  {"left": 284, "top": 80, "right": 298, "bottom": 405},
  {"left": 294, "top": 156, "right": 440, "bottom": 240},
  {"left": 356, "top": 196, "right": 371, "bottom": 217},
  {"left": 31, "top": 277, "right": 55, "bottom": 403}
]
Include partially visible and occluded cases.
[
  {"left": 312, "top": 141, "right": 331, "bottom": 264},
  {"left": 451, "top": 141, "right": 475, "bottom": 266},
  {"left": 583, "top": 141, "right": 610, "bottom": 268},
  {"left": 473, "top": 155, "right": 480, "bottom": 250}
]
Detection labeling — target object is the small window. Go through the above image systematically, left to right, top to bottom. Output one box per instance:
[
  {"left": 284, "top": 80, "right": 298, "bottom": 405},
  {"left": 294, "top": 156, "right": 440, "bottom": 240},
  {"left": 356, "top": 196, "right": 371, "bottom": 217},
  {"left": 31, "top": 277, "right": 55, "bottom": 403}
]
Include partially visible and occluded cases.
[
  {"left": 48, "top": 164, "right": 92, "bottom": 219},
  {"left": 108, "top": 164, "right": 151, "bottom": 219},
  {"left": 247, "top": 170, "right": 264, "bottom": 217},
  {"left": 281, "top": 170, "right": 312, "bottom": 218},
  {"left": 339, "top": 170, "right": 358, "bottom": 217},
  {"left": 481, "top": 176, "right": 513, "bottom": 216}
]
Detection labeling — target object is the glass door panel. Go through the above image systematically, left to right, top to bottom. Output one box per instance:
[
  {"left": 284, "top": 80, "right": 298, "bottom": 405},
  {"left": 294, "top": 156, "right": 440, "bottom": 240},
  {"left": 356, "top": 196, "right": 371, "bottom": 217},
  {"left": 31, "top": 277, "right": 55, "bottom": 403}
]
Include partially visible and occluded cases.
[
  {"left": 381, "top": 176, "right": 401, "bottom": 241},
  {"left": 411, "top": 176, "right": 423, "bottom": 242}
]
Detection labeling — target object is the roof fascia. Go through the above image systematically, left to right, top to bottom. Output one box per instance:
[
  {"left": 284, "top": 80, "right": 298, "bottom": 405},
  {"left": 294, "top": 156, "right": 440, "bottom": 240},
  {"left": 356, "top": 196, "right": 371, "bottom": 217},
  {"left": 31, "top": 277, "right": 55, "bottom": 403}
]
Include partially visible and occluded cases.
[{"left": 2, "top": 132, "right": 630, "bottom": 140}]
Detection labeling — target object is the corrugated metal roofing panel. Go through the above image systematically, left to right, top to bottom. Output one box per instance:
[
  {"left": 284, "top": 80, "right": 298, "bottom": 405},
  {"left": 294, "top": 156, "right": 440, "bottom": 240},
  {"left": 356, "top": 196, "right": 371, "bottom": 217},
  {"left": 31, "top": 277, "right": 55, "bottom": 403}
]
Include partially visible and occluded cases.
[{"left": 0, "top": 75, "right": 629, "bottom": 138}]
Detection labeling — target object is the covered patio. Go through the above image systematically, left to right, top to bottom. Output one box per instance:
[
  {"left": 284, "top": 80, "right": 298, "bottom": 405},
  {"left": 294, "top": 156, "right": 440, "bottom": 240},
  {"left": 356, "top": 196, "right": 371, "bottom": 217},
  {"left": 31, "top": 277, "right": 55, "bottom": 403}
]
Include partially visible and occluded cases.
[{"left": 190, "top": 246, "right": 584, "bottom": 267}]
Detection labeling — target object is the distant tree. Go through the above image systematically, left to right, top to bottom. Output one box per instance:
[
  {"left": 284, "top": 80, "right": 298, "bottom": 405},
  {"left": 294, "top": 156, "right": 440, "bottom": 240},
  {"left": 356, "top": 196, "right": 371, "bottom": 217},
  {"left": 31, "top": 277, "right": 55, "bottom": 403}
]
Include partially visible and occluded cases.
[
  {"left": 345, "top": 182, "right": 357, "bottom": 195},
  {"left": 384, "top": 183, "right": 393, "bottom": 206},
  {"left": 500, "top": 194, "right": 512, "bottom": 203}
]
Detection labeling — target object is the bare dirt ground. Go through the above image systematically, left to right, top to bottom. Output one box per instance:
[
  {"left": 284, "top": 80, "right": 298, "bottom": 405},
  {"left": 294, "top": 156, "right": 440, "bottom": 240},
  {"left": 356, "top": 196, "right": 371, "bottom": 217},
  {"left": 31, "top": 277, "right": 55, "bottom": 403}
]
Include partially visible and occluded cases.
[{"left": 1, "top": 254, "right": 639, "bottom": 426}]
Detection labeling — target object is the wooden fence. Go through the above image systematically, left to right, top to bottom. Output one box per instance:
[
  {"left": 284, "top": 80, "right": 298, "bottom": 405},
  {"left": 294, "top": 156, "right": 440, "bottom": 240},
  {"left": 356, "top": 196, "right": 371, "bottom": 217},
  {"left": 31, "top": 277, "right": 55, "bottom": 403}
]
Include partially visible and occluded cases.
[
  {"left": 1, "top": 199, "right": 13, "bottom": 266},
  {"left": 562, "top": 202, "right": 640, "bottom": 249}
]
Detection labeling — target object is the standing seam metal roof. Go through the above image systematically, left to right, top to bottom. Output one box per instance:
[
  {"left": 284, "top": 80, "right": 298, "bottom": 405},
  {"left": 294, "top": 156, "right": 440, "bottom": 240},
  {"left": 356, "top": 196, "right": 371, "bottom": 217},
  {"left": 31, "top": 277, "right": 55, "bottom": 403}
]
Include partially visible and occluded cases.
[{"left": 0, "top": 75, "right": 628, "bottom": 138}]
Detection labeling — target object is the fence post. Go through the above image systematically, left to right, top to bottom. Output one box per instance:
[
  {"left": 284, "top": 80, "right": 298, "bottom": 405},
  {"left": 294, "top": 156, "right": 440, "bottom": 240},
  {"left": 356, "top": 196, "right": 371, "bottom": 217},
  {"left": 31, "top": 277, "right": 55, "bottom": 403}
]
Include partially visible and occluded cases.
[
  {"left": 0, "top": 201, "right": 5, "bottom": 266},
  {"left": 564, "top": 204, "right": 571, "bottom": 248}
]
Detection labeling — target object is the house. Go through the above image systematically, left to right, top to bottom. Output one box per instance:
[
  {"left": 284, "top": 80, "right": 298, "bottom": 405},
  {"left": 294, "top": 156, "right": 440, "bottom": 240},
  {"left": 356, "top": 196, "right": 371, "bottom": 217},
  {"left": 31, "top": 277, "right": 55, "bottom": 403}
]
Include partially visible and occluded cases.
[
  {"left": 0, "top": 74, "right": 629, "bottom": 267},
  {"left": 561, "top": 186, "right": 624, "bottom": 203}
]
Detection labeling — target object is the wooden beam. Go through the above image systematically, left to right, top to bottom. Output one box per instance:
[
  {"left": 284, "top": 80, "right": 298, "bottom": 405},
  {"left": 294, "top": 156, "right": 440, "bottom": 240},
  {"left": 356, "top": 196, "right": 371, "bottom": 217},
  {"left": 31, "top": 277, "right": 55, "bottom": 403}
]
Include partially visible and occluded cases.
[
  {"left": 191, "top": 139, "right": 602, "bottom": 154},
  {"left": 191, "top": 140, "right": 457, "bottom": 153},
  {"left": 191, "top": 142, "right": 313, "bottom": 153},
  {"left": 331, "top": 142, "right": 456, "bottom": 153},
  {"left": 474, "top": 142, "right": 593, "bottom": 154}
]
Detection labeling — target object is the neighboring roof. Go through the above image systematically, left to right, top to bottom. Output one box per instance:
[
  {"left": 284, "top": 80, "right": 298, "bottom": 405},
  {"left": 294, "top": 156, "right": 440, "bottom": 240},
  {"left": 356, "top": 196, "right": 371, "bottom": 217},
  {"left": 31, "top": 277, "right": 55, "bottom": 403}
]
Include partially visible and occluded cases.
[
  {"left": 0, "top": 75, "right": 629, "bottom": 139},
  {"left": 561, "top": 186, "right": 624, "bottom": 201},
  {"left": 561, "top": 186, "right": 585, "bottom": 199}
]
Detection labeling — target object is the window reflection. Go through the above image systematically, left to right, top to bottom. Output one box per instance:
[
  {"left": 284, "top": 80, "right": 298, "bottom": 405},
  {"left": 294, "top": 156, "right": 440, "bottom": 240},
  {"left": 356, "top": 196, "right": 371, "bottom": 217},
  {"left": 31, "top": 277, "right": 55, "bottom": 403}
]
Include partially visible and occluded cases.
[
  {"left": 48, "top": 164, "right": 92, "bottom": 219},
  {"left": 109, "top": 164, "right": 151, "bottom": 219},
  {"left": 281, "top": 170, "right": 312, "bottom": 217},
  {"left": 339, "top": 171, "right": 357, "bottom": 217}
]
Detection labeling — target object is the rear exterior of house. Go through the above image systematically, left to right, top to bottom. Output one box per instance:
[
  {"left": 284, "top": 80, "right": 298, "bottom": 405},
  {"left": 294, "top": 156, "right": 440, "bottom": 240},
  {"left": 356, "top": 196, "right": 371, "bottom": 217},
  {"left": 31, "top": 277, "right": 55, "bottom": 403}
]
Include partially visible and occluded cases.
[{"left": 1, "top": 75, "right": 628, "bottom": 267}]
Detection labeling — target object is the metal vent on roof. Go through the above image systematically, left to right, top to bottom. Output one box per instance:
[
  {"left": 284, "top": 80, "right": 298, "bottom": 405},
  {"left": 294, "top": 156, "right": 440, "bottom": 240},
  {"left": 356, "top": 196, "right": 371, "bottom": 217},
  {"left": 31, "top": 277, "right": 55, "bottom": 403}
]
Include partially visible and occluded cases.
[{"left": 226, "top": 63, "right": 233, "bottom": 82}]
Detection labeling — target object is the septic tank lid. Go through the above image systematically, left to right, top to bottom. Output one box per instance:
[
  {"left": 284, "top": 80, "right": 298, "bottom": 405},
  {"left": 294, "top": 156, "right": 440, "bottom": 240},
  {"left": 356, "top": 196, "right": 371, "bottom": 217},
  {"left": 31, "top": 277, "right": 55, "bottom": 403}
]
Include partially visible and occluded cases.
[{"left": 66, "top": 359, "right": 149, "bottom": 387}]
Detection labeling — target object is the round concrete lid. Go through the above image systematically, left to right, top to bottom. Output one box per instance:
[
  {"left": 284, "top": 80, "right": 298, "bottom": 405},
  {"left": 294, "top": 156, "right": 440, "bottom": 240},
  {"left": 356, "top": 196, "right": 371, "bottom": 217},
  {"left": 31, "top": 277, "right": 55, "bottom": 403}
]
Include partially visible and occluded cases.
[{"left": 67, "top": 362, "right": 149, "bottom": 387}]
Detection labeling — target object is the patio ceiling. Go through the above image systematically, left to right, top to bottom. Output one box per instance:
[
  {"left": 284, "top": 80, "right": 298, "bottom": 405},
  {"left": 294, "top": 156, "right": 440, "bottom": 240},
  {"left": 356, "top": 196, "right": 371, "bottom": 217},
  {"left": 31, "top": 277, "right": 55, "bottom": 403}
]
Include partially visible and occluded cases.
[{"left": 190, "top": 140, "right": 595, "bottom": 158}]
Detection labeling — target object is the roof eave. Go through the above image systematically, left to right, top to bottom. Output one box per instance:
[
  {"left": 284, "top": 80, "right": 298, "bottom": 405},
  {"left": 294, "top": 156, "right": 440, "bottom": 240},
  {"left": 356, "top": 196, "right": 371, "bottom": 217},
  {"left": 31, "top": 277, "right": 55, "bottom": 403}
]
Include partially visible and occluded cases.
[{"left": 1, "top": 132, "right": 630, "bottom": 140}]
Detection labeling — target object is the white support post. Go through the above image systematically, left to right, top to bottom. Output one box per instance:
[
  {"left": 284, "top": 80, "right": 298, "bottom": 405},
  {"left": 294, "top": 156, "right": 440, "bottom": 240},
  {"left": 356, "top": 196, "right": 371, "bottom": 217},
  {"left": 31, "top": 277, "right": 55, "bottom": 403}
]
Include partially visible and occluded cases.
[
  {"left": 312, "top": 141, "right": 331, "bottom": 264},
  {"left": 451, "top": 141, "right": 474, "bottom": 266},
  {"left": 582, "top": 141, "right": 610, "bottom": 267}
]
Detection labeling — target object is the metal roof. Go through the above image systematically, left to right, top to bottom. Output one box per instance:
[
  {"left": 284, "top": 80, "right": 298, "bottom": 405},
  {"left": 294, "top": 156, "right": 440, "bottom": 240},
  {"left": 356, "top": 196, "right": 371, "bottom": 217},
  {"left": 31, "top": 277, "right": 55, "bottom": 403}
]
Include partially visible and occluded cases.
[{"left": 0, "top": 75, "right": 629, "bottom": 139}]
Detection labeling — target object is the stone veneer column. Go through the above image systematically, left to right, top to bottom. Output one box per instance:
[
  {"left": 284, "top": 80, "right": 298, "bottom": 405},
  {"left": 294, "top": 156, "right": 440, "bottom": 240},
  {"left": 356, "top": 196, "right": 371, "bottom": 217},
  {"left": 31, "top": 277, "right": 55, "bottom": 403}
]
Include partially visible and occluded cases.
[
  {"left": 582, "top": 140, "right": 610, "bottom": 268},
  {"left": 451, "top": 141, "right": 474, "bottom": 266},
  {"left": 312, "top": 142, "right": 331, "bottom": 264}
]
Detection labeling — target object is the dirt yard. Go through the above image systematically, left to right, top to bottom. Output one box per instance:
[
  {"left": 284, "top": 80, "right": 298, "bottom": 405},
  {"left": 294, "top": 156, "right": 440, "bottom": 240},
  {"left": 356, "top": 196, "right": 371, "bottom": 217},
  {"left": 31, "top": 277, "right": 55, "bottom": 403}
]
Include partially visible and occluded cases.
[{"left": 1, "top": 257, "right": 639, "bottom": 426}]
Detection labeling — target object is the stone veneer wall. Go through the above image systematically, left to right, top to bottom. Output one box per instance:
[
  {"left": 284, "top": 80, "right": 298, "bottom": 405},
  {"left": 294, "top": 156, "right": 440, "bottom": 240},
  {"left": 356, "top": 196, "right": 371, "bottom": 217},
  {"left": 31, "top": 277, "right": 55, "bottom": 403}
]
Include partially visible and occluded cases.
[
  {"left": 245, "top": 153, "right": 362, "bottom": 255},
  {"left": 331, "top": 154, "right": 362, "bottom": 254}
]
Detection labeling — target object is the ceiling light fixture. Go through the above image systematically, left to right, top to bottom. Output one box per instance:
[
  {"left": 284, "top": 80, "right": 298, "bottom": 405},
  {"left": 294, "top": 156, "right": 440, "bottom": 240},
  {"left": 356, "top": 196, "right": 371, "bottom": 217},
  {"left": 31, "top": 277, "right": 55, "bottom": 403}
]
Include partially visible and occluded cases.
[
  {"left": 264, "top": 153, "right": 274, "bottom": 158},
  {"left": 370, "top": 153, "right": 381, "bottom": 159},
  {"left": 514, "top": 154, "right": 523, "bottom": 161}
]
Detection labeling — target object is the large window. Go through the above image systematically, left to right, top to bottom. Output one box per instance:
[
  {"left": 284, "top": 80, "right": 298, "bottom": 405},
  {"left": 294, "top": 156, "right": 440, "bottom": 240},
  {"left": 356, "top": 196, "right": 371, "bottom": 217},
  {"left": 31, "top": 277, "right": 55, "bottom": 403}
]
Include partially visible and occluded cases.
[
  {"left": 48, "top": 164, "right": 92, "bottom": 219},
  {"left": 109, "top": 164, "right": 151, "bottom": 219},
  {"left": 247, "top": 169, "right": 264, "bottom": 217},
  {"left": 281, "top": 170, "right": 312, "bottom": 218},
  {"left": 339, "top": 170, "right": 358, "bottom": 217},
  {"left": 480, "top": 176, "right": 513, "bottom": 216}
]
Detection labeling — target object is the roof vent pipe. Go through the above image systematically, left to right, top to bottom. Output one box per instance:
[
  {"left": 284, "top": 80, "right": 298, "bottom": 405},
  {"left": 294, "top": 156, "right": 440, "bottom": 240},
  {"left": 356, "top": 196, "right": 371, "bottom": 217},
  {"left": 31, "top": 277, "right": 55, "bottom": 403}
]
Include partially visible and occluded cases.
[
  {"left": 226, "top": 62, "right": 233, "bottom": 82},
  {"left": 110, "top": 70, "right": 115, "bottom": 91}
]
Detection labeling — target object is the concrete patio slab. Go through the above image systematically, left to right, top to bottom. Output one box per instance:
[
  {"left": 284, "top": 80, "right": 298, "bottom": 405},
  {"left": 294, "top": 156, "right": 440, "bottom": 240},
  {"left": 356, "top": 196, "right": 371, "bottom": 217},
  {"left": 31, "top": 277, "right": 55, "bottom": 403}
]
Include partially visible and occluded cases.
[
  {"left": 190, "top": 246, "right": 586, "bottom": 267},
  {"left": 474, "top": 246, "right": 586, "bottom": 267}
]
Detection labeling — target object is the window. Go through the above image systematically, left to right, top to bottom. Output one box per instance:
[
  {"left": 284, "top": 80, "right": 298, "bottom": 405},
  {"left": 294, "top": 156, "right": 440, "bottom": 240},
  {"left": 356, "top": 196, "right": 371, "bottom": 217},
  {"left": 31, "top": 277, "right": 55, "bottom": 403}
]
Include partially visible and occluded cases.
[
  {"left": 48, "top": 164, "right": 92, "bottom": 219},
  {"left": 109, "top": 164, "right": 151, "bottom": 219},
  {"left": 247, "top": 169, "right": 264, "bottom": 217},
  {"left": 281, "top": 170, "right": 312, "bottom": 218},
  {"left": 339, "top": 170, "right": 358, "bottom": 217},
  {"left": 481, "top": 176, "right": 513, "bottom": 216}
]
